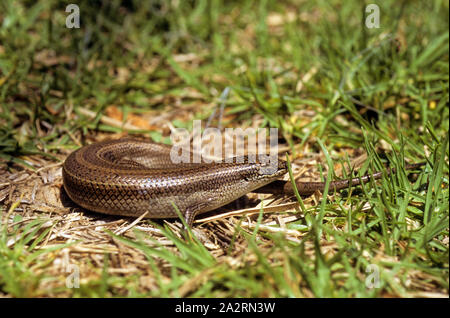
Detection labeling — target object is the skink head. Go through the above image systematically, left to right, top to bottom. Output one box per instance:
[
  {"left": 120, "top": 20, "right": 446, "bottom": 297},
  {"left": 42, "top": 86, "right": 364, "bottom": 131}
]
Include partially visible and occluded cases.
[{"left": 242, "top": 159, "right": 288, "bottom": 183}]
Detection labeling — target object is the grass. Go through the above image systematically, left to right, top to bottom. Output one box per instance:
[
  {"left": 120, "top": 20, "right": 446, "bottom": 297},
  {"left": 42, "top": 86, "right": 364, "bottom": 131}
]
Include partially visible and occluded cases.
[{"left": 0, "top": 0, "right": 448, "bottom": 297}]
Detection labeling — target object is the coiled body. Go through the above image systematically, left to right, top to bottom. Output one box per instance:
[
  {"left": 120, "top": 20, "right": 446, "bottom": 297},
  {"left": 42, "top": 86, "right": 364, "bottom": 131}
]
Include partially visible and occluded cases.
[
  {"left": 62, "top": 138, "right": 287, "bottom": 221},
  {"left": 63, "top": 138, "right": 424, "bottom": 225}
]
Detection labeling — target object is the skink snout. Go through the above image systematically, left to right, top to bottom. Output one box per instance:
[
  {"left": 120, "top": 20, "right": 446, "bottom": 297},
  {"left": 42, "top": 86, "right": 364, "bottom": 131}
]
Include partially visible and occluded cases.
[{"left": 257, "top": 159, "right": 288, "bottom": 178}]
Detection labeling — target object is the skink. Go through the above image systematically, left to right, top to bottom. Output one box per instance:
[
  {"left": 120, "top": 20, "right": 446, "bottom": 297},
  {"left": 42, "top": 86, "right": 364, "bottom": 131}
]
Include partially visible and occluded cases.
[{"left": 62, "top": 138, "right": 423, "bottom": 226}]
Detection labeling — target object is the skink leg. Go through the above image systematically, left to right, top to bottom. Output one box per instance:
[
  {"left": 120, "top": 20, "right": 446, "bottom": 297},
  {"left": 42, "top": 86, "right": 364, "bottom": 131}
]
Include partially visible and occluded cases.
[
  {"left": 182, "top": 198, "right": 214, "bottom": 229},
  {"left": 184, "top": 207, "right": 199, "bottom": 229}
]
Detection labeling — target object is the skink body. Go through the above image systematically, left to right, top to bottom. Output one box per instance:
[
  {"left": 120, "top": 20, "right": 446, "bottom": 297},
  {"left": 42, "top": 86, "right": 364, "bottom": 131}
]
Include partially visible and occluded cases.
[
  {"left": 62, "top": 138, "right": 287, "bottom": 225},
  {"left": 63, "top": 138, "right": 424, "bottom": 226}
]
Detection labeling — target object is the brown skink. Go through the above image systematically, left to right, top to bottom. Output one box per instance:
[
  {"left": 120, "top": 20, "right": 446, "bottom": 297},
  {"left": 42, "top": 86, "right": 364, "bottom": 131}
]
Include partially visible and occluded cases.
[{"left": 62, "top": 138, "right": 423, "bottom": 226}]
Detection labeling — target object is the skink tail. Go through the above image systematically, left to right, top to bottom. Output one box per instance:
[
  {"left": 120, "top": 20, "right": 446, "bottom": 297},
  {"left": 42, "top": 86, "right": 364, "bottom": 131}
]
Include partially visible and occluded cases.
[{"left": 254, "top": 162, "right": 426, "bottom": 196}]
